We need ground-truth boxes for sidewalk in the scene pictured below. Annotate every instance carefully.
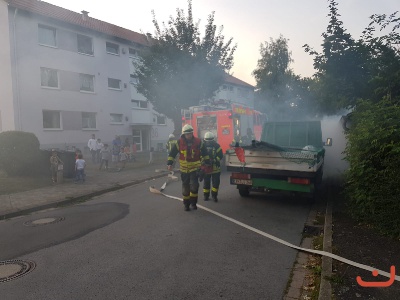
[0,161,170,220]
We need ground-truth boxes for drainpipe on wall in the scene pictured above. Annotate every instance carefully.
[13,7,22,130]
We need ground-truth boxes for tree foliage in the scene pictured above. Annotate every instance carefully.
[134,0,236,133]
[252,35,317,120]
[304,0,400,114]
[252,35,293,102]
[344,100,400,237]
[302,0,400,237]
[0,131,41,176]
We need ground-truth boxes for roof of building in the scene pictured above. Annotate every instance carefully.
[6,1,254,88]
[224,74,254,88]
[6,0,149,46]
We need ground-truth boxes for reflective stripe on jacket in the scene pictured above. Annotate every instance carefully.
[204,141,223,174]
[166,139,178,153]
[167,135,209,173]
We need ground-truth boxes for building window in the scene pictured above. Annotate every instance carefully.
[108,78,121,90]
[131,100,148,108]
[82,112,96,129]
[43,110,61,129]
[129,48,141,58]
[38,24,56,47]
[156,115,166,125]
[80,74,94,92]
[40,68,59,88]
[77,34,93,55]
[106,42,119,55]
[130,74,139,85]
[110,113,123,123]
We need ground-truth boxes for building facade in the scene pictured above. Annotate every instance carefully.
[211,74,255,109]
[0,0,254,152]
[0,0,173,151]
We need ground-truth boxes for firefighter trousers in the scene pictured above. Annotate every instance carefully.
[181,171,199,208]
[203,172,221,197]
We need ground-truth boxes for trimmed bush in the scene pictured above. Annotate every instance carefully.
[0,131,42,176]
[344,100,400,238]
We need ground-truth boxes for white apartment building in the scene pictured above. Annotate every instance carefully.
[212,74,255,108]
[0,0,174,152]
[0,0,254,152]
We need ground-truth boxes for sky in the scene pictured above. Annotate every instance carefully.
[44,0,398,86]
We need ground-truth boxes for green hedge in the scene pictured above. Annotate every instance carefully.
[344,100,400,238]
[0,131,42,176]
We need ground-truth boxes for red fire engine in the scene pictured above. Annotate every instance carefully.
[182,103,266,153]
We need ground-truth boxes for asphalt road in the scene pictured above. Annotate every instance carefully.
[0,172,312,300]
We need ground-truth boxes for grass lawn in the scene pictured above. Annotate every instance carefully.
[0,172,51,195]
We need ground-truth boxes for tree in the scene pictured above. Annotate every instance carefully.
[360,11,400,104]
[134,0,236,133]
[252,35,315,120]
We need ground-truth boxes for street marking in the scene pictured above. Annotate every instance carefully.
[149,186,400,282]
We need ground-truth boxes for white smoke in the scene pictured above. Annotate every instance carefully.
[321,115,349,179]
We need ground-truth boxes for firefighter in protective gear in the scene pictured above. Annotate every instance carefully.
[166,134,177,152]
[167,124,210,211]
[166,133,178,168]
[202,131,223,202]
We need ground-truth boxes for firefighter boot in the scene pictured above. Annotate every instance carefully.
[204,193,210,201]
[211,191,218,202]
[183,199,190,211]
[190,197,198,210]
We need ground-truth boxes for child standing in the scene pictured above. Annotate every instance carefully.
[50,150,63,183]
[99,144,111,170]
[75,153,86,183]
[118,147,128,171]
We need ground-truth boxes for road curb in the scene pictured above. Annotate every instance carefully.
[284,200,322,300]
[0,172,171,220]
[318,200,332,300]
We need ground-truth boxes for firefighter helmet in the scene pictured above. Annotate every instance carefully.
[204,131,215,141]
[168,134,175,139]
[182,124,194,134]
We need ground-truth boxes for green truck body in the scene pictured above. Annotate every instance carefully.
[226,121,328,198]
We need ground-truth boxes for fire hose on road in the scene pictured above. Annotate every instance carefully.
[149,185,399,283]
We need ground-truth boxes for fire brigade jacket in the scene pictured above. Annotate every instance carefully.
[167,135,209,173]
[204,141,223,174]
[166,139,178,152]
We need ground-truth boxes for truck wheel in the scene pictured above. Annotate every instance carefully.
[238,187,250,197]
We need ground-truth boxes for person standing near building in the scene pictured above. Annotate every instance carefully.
[202,132,223,202]
[75,153,86,183]
[99,143,110,170]
[167,124,209,211]
[112,135,121,168]
[49,150,63,183]
[118,147,128,171]
[96,138,104,163]
[87,134,97,164]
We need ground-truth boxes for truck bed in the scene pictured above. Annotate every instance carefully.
[226,149,323,173]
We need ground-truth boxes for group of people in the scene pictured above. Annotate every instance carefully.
[167,125,223,212]
[49,149,86,184]
[88,134,137,172]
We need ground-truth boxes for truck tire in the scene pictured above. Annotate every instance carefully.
[238,187,250,197]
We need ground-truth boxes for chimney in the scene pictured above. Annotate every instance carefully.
[81,10,89,21]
